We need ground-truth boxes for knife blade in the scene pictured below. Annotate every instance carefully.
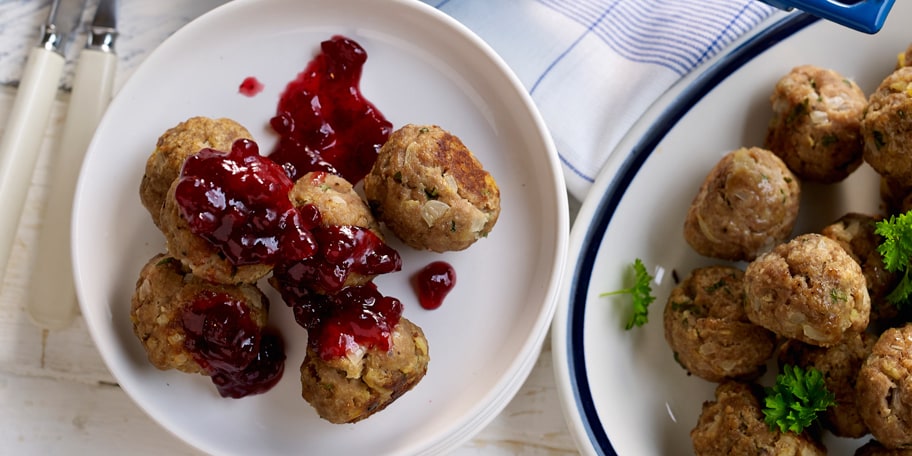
[0,0,87,282]
[27,0,118,330]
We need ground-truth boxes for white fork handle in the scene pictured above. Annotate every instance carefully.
[0,47,65,282]
[27,48,116,329]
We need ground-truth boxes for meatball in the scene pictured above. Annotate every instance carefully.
[764,65,867,183]
[855,439,912,455]
[300,317,429,424]
[691,381,825,455]
[130,253,269,374]
[663,266,775,382]
[290,171,381,233]
[683,147,800,262]
[857,324,912,449]
[160,179,273,284]
[862,66,912,184]
[363,124,500,252]
[777,331,877,438]
[744,233,870,347]
[140,117,252,227]
[821,213,903,330]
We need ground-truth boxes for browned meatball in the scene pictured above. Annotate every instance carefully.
[160,179,273,284]
[683,147,800,262]
[691,381,826,455]
[300,318,429,424]
[130,253,269,374]
[363,124,500,252]
[821,213,903,330]
[857,324,912,449]
[140,117,252,228]
[744,233,870,347]
[663,266,775,382]
[862,66,912,184]
[856,439,912,455]
[764,65,867,183]
[777,331,877,438]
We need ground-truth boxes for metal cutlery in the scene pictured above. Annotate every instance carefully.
[28,0,118,329]
[0,0,87,283]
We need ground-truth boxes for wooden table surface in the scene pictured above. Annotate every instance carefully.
[0,0,580,454]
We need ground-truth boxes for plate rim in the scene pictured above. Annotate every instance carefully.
[551,11,820,456]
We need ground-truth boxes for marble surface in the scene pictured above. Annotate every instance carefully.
[0,0,579,454]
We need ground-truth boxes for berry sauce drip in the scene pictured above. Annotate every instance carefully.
[175,138,319,266]
[238,76,264,97]
[414,261,456,310]
[290,284,403,360]
[273,226,402,295]
[181,291,285,398]
[268,35,392,183]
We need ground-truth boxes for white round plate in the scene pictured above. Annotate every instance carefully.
[552,3,912,455]
[71,0,568,454]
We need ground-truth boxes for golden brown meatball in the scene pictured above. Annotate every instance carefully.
[744,233,870,347]
[683,147,800,262]
[363,124,500,252]
[690,381,826,456]
[857,324,912,449]
[664,266,775,382]
[160,179,273,284]
[862,66,912,184]
[300,318,429,424]
[821,213,903,331]
[130,253,269,374]
[777,331,877,438]
[764,65,867,183]
[140,117,252,228]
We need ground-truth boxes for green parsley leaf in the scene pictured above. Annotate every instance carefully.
[875,211,912,306]
[763,364,835,434]
[599,258,655,330]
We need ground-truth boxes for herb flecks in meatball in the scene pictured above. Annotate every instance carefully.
[664,266,775,382]
[684,147,800,262]
[856,323,912,450]
[765,65,867,183]
[363,124,500,252]
[862,66,912,184]
[744,233,870,347]
[690,381,826,456]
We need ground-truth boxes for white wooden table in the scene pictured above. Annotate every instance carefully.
[0,0,580,454]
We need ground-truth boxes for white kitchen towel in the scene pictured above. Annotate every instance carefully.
[424,0,777,200]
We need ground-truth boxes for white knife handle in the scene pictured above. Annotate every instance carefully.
[0,47,65,282]
[27,48,116,329]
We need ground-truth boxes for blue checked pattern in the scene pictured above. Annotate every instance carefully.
[425,0,776,199]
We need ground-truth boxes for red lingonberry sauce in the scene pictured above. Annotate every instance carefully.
[269,35,392,183]
[238,76,264,97]
[175,138,319,265]
[292,285,402,360]
[273,223,402,295]
[181,291,285,398]
[211,330,286,398]
[414,261,456,310]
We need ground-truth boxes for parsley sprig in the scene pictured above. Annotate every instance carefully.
[600,258,655,330]
[875,210,912,306]
[763,364,835,434]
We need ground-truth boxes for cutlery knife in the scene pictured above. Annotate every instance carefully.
[0,0,87,282]
[28,0,118,329]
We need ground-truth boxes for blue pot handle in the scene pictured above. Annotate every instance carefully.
[760,0,895,33]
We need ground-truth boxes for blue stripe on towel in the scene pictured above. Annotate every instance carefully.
[537,0,774,76]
